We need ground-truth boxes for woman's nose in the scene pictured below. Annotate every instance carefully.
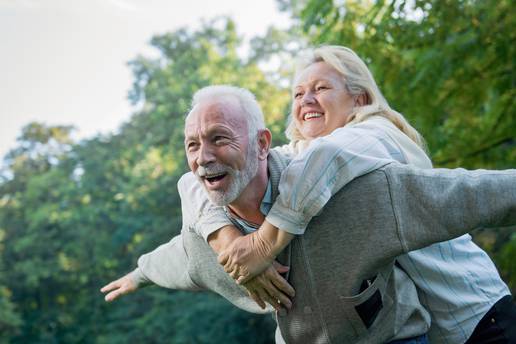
[301,91,316,106]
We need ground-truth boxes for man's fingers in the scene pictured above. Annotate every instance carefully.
[100,280,120,293]
[104,289,122,302]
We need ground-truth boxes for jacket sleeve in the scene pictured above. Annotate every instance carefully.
[385,164,516,253]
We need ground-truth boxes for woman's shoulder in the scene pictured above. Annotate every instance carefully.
[272,140,311,157]
[349,115,396,130]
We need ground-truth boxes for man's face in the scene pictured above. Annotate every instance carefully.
[184,99,259,205]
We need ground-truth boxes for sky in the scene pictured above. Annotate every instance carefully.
[0,0,291,161]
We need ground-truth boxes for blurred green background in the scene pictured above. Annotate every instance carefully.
[1,1,514,342]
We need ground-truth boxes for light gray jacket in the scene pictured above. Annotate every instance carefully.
[132,150,516,343]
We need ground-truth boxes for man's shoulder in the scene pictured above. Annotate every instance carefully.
[177,172,211,220]
[178,172,205,200]
[178,171,197,190]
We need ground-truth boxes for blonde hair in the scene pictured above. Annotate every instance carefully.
[286,45,426,150]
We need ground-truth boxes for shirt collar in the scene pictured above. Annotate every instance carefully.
[225,178,272,234]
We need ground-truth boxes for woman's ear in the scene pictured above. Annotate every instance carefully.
[257,129,272,160]
[355,92,369,107]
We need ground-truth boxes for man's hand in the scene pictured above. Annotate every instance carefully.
[100,273,137,302]
[218,229,274,284]
[243,262,294,312]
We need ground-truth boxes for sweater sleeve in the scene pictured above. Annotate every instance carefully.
[385,164,516,253]
[133,235,202,291]
[128,173,225,291]
[266,119,401,235]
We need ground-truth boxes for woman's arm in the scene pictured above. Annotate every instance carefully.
[221,118,416,283]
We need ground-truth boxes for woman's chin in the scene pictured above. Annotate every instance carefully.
[300,127,326,140]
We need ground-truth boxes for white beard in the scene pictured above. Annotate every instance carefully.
[195,141,259,206]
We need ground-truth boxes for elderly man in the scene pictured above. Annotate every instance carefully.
[102,86,516,343]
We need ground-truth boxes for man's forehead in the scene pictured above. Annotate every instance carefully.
[185,100,248,133]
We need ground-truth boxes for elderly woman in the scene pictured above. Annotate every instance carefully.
[204,46,513,343]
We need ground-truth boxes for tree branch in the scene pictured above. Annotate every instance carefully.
[435,137,515,165]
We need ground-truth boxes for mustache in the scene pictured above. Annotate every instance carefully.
[196,164,234,178]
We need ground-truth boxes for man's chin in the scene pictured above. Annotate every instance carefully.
[206,191,233,207]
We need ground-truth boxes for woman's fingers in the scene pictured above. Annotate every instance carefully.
[243,267,293,311]
[217,251,229,265]
[256,287,281,311]
[236,271,252,285]
[267,268,295,298]
[272,261,290,274]
[247,290,266,309]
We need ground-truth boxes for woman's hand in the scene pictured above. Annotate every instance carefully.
[218,229,274,283]
[243,261,294,312]
[218,220,295,284]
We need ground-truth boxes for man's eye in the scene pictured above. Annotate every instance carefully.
[294,92,303,99]
[316,85,328,91]
[214,136,228,144]
[186,142,198,151]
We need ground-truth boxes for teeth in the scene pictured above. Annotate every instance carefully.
[304,112,323,120]
[205,172,226,179]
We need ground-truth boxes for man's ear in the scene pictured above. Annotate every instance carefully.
[257,129,272,161]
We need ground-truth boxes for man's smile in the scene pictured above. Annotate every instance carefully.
[204,172,228,187]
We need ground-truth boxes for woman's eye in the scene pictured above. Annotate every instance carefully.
[294,91,303,98]
[316,85,328,91]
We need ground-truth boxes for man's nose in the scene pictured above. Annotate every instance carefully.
[197,144,216,166]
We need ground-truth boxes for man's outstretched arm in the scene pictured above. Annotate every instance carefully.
[100,234,200,302]
[386,164,516,253]
[100,271,139,302]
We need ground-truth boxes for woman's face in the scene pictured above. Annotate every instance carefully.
[292,62,356,140]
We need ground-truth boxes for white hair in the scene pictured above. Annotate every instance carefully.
[189,85,265,138]
[286,45,426,150]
